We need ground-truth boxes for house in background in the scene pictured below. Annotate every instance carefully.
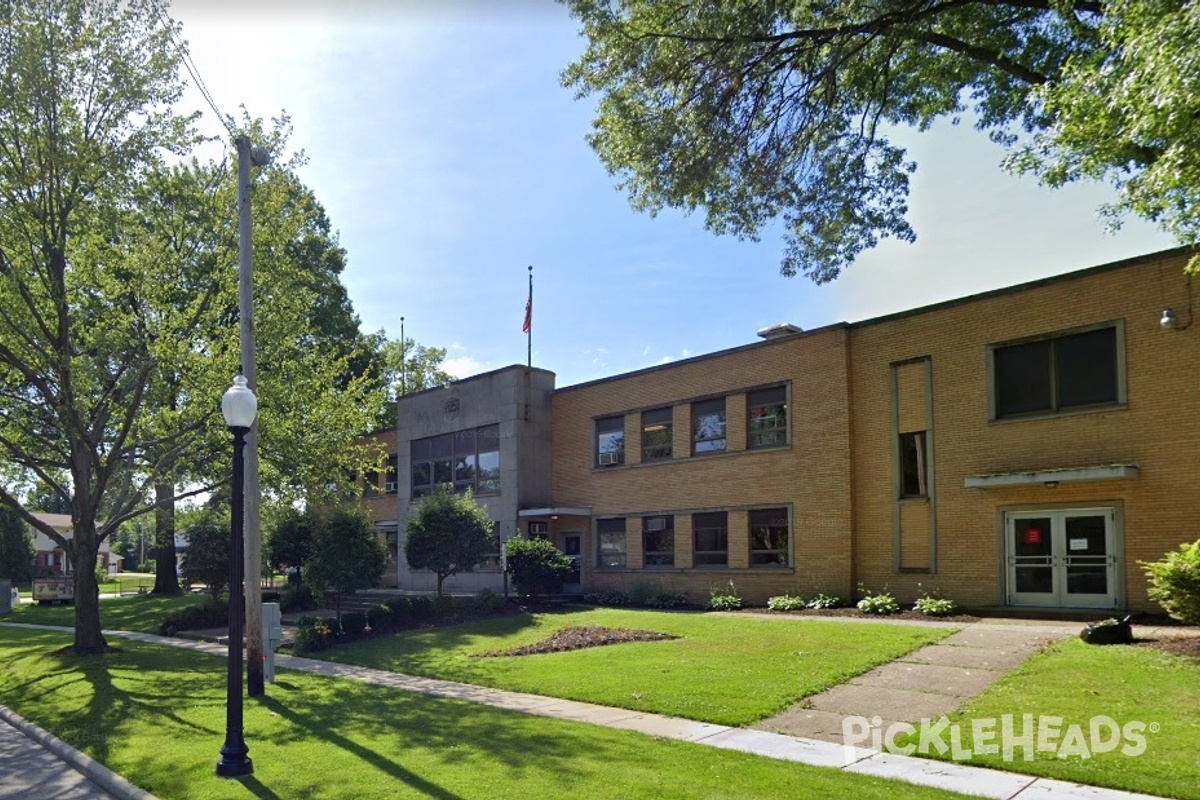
[30,512,122,576]
[365,247,1197,613]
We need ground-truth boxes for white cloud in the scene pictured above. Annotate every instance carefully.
[442,356,486,379]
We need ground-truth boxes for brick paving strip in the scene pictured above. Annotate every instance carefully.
[0,620,1183,800]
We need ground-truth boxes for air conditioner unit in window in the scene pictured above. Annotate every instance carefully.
[598,452,621,466]
[645,517,666,531]
[385,481,397,493]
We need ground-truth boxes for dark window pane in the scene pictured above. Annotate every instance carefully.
[693,511,728,566]
[749,508,789,567]
[411,462,431,489]
[433,459,453,484]
[1055,328,1117,409]
[477,424,500,452]
[411,438,431,461]
[748,386,788,449]
[454,429,476,458]
[643,407,672,425]
[596,416,625,465]
[431,434,453,459]
[642,407,673,461]
[596,518,626,568]
[693,398,726,453]
[899,431,927,498]
[994,340,1052,417]
[643,516,674,566]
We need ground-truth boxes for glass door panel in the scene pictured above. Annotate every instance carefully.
[1063,514,1110,604]
[1011,516,1055,598]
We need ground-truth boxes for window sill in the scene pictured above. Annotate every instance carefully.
[989,402,1126,425]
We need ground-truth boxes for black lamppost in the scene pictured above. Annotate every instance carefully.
[217,371,256,778]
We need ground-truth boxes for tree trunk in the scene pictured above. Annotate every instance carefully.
[72,543,107,653]
[153,482,180,594]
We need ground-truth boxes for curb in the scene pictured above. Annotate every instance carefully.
[0,704,159,800]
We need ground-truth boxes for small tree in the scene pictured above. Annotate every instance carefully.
[266,507,319,581]
[303,507,386,621]
[404,487,495,596]
[505,537,573,601]
[0,507,34,583]
[180,512,231,601]
[1142,540,1200,625]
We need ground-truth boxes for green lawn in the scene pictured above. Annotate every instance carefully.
[916,638,1200,799]
[0,627,975,800]
[8,592,208,633]
[312,608,954,726]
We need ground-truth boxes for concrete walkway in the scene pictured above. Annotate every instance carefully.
[0,619,1185,800]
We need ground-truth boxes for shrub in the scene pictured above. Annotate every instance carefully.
[293,619,334,654]
[706,581,742,611]
[857,589,899,615]
[366,603,393,632]
[627,579,669,606]
[384,595,413,624]
[806,593,844,609]
[408,594,434,620]
[913,587,958,617]
[280,584,317,613]
[505,537,573,599]
[319,616,342,636]
[471,589,506,614]
[643,591,687,609]
[341,611,368,636]
[405,487,496,595]
[1142,540,1200,624]
[583,591,631,607]
[431,593,455,617]
[767,594,806,611]
[158,597,228,636]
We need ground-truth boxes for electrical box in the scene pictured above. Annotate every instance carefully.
[262,602,282,682]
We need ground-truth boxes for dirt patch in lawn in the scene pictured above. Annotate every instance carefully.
[476,625,679,657]
[1135,635,1200,662]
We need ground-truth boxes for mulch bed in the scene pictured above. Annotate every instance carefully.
[748,607,982,623]
[1133,636,1200,661]
[475,625,679,658]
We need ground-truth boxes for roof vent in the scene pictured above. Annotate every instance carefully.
[756,323,804,340]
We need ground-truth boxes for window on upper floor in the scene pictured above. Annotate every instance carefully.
[596,415,625,467]
[641,407,673,462]
[899,431,928,498]
[596,517,626,568]
[385,455,398,495]
[990,324,1122,420]
[693,511,728,566]
[747,386,788,449]
[411,424,500,499]
[692,398,726,454]
[749,508,789,567]
[642,515,674,567]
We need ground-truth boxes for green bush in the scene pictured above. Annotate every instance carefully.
[384,595,412,624]
[1142,540,1200,624]
[341,611,368,636]
[158,597,228,636]
[431,593,455,617]
[280,584,316,613]
[767,594,806,611]
[806,593,844,609]
[293,619,334,655]
[408,594,434,620]
[857,589,899,615]
[706,581,742,611]
[583,591,631,607]
[912,588,958,617]
[366,603,393,632]
[643,591,687,609]
[319,616,342,636]
[471,589,506,614]
[504,537,573,598]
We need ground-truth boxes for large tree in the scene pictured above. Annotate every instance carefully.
[404,487,495,596]
[562,1,1199,282]
[372,336,453,428]
[302,507,386,621]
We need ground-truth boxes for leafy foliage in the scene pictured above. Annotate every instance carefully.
[706,581,742,611]
[0,507,33,583]
[179,511,230,601]
[563,1,1200,280]
[856,588,900,615]
[807,593,846,609]
[158,597,228,636]
[503,536,573,599]
[404,487,495,595]
[302,508,387,620]
[266,508,319,573]
[766,594,806,612]
[1142,540,1200,624]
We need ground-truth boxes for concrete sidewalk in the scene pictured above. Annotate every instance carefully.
[0,618,1184,800]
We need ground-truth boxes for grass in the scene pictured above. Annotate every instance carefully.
[913,638,1200,799]
[0,627,976,800]
[8,592,209,633]
[312,608,954,726]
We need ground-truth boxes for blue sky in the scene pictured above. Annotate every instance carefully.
[174,1,1174,389]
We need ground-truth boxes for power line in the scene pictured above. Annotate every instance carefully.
[150,0,234,139]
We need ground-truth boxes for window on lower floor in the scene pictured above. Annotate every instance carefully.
[693,511,728,566]
[899,431,928,498]
[747,386,788,449]
[641,407,673,461]
[596,517,626,568]
[991,324,1121,420]
[527,521,549,540]
[693,397,726,454]
[385,454,398,495]
[363,469,381,497]
[596,415,625,467]
[642,515,674,567]
[749,508,789,566]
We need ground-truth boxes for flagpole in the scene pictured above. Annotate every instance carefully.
[526,265,533,369]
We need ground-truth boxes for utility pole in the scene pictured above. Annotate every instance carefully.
[237,135,270,697]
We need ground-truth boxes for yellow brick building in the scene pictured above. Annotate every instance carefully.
[387,247,1197,612]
